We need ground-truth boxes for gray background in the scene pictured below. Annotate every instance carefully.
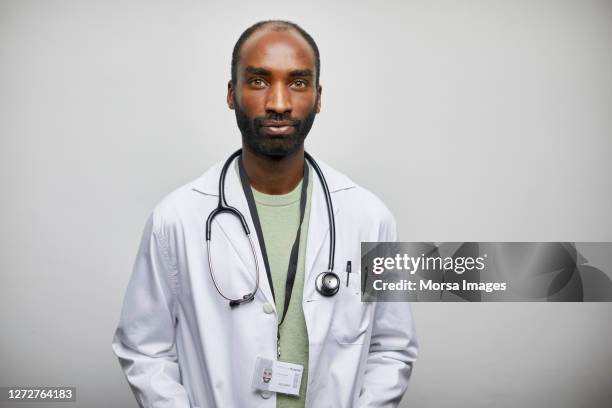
[1,0,611,407]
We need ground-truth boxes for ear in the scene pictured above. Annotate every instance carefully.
[315,84,322,113]
[227,81,235,110]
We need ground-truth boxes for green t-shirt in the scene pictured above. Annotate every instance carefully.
[248,164,313,408]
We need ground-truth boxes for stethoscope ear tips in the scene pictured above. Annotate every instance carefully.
[315,271,340,297]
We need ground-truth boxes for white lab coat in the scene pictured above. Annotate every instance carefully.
[112,155,418,408]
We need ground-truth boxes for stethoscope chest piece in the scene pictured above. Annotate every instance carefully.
[315,271,340,296]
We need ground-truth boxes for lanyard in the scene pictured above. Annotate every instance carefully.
[237,156,309,358]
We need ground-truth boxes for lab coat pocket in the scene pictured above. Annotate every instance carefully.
[330,280,372,345]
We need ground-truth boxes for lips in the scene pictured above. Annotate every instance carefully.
[260,121,297,135]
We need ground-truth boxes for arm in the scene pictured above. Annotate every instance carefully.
[357,214,419,407]
[111,214,190,408]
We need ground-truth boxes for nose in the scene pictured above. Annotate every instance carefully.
[265,81,292,114]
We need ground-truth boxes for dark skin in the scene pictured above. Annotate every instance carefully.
[227,26,322,194]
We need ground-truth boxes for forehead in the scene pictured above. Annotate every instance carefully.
[239,27,316,74]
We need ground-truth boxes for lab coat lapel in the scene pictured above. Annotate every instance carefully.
[213,157,276,308]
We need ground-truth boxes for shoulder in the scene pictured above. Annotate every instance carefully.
[350,185,396,224]
[149,161,223,235]
[314,157,396,229]
[340,185,397,238]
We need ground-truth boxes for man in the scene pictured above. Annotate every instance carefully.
[112,20,418,408]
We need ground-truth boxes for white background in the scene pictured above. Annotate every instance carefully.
[1,0,611,407]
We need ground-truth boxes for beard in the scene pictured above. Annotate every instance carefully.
[233,97,317,158]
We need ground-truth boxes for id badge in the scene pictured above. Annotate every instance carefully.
[251,356,304,396]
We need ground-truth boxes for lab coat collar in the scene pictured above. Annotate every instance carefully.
[191,152,356,309]
[190,153,356,197]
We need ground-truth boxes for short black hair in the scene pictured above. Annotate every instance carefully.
[231,20,320,86]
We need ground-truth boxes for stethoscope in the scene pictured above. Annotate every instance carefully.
[206,149,340,308]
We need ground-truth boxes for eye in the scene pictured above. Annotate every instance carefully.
[249,78,267,88]
[291,79,308,89]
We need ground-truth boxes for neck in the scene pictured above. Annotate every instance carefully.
[241,146,305,194]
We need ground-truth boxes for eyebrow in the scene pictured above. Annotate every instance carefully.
[244,66,313,78]
[245,66,271,76]
[288,69,313,78]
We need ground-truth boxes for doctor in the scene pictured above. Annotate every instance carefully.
[112,20,418,408]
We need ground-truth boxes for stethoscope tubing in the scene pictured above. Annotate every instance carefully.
[304,151,335,272]
[206,235,261,304]
[205,148,337,306]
